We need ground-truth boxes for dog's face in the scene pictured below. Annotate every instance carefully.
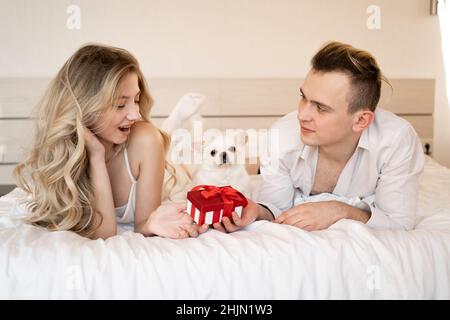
[201,131,247,169]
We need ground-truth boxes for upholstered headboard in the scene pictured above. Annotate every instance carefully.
[0,78,435,195]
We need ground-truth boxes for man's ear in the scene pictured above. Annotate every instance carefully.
[352,109,375,132]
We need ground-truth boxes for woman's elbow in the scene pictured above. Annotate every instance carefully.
[91,226,117,240]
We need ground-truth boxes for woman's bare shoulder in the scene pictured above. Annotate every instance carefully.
[126,121,165,172]
[128,121,164,149]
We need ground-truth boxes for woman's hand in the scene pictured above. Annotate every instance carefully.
[145,203,209,239]
[84,126,105,160]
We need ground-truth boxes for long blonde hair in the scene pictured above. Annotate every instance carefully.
[13,44,174,238]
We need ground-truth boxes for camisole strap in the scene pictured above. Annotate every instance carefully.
[123,148,137,183]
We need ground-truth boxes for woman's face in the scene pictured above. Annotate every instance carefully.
[93,72,141,146]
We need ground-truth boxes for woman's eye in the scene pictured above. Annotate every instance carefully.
[134,100,140,104]
[117,105,126,109]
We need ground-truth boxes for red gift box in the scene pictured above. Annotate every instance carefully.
[186,185,248,225]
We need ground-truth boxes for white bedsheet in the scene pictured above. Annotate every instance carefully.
[1,156,449,299]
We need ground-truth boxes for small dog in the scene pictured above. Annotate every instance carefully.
[192,130,252,199]
[162,94,253,199]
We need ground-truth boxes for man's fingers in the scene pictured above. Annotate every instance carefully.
[275,207,301,223]
[231,212,245,227]
[234,211,254,227]
[281,214,304,226]
[302,225,315,232]
[212,213,249,233]
[222,216,240,233]
[212,222,227,233]
[275,211,289,224]
[294,220,312,231]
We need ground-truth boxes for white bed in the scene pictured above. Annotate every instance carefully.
[0,156,449,299]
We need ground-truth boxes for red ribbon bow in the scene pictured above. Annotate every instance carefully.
[191,185,247,218]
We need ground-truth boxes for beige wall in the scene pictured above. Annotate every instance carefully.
[1,0,449,167]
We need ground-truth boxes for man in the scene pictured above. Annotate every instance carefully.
[213,41,425,233]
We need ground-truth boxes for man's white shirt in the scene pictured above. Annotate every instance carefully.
[257,108,425,230]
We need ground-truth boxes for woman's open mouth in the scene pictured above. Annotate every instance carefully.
[118,125,132,133]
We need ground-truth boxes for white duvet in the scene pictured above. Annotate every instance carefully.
[1,157,450,299]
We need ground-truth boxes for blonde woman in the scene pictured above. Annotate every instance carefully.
[14,44,208,240]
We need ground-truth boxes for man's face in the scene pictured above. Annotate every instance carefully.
[297,69,355,147]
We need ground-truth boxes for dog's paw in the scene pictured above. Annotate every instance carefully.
[175,93,206,120]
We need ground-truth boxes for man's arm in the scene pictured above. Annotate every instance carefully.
[341,202,371,223]
[363,126,425,230]
[274,200,370,231]
[256,203,276,221]
[276,125,424,231]
[255,156,297,217]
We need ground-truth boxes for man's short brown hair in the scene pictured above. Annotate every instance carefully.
[311,41,387,113]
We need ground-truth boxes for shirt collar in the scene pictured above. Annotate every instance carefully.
[296,124,370,162]
[357,127,370,150]
[299,144,314,161]
[297,129,369,164]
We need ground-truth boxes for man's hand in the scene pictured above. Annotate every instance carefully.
[212,199,263,233]
[274,200,347,231]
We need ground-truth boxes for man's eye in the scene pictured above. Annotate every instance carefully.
[134,100,140,104]
[316,104,325,112]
